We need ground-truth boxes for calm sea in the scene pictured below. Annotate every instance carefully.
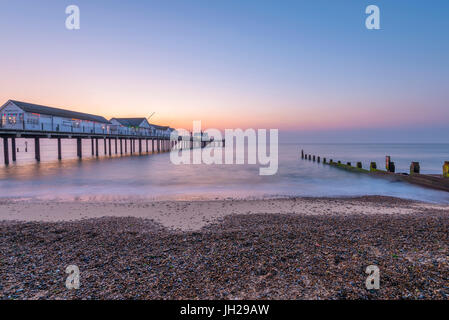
[1,139,449,203]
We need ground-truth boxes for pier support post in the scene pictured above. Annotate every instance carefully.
[130,139,133,155]
[308,155,311,161]
[77,138,82,159]
[91,138,94,156]
[139,139,142,154]
[58,138,62,160]
[34,138,40,162]
[323,158,327,164]
[3,137,9,165]
[317,156,320,163]
[11,137,16,162]
[120,138,123,155]
[301,150,304,159]
[157,139,160,153]
[115,138,118,154]
[125,139,127,154]
[410,162,420,175]
[146,139,148,153]
[313,155,316,162]
[108,138,112,156]
[104,138,107,155]
[443,162,449,178]
[95,138,99,157]
[152,139,155,153]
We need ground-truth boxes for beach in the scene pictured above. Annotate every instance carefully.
[1,196,448,299]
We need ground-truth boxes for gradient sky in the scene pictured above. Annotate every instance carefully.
[0,0,448,141]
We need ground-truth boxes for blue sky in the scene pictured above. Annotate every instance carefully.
[0,0,448,142]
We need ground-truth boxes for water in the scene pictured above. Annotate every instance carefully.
[1,140,449,203]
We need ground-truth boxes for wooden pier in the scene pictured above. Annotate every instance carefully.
[300,149,449,193]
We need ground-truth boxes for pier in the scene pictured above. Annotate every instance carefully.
[0,100,224,165]
[301,149,449,193]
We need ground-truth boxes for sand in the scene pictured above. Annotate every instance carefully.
[1,196,448,231]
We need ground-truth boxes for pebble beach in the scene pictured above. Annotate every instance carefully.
[0,196,448,300]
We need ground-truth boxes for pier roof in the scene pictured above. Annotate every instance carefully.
[8,100,110,124]
[111,118,147,127]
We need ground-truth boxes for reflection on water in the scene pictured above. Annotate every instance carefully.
[1,143,449,203]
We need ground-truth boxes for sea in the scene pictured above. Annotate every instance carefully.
[1,139,449,203]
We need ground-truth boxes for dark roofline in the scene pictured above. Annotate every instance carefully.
[8,100,110,124]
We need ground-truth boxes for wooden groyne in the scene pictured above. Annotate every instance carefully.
[300,149,449,193]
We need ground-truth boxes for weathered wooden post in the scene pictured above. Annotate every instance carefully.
[3,137,9,165]
[370,162,377,171]
[95,138,99,157]
[356,162,362,169]
[91,138,94,156]
[389,162,395,173]
[34,137,40,162]
[317,156,321,163]
[410,162,420,175]
[313,155,316,162]
[308,155,311,160]
[58,138,63,160]
[108,138,112,156]
[443,161,449,178]
[11,137,16,162]
[115,138,118,154]
[347,162,351,166]
[120,138,123,155]
[323,157,327,164]
[301,150,304,159]
[138,139,142,154]
[104,138,107,155]
[146,139,148,153]
[152,139,155,153]
[77,138,82,159]
[124,139,128,154]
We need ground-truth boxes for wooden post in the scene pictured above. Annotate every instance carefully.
[323,158,327,164]
[130,139,133,155]
[139,139,142,154]
[146,139,148,153]
[443,161,449,178]
[91,138,94,156]
[108,138,112,156]
[3,137,9,165]
[347,162,351,166]
[370,162,377,171]
[301,150,304,159]
[95,138,99,157]
[11,137,16,162]
[34,137,40,162]
[115,138,118,154]
[410,162,420,175]
[152,139,155,153]
[308,155,311,160]
[386,156,391,171]
[104,138,107,155]
[312,155,316,162]
[356,162,362,169]
[157,139,160,153]
[317,156,320,163]
[120,138,123,155]
[77,138,82,159]
[58,138,62,160]
[125,139,128,154]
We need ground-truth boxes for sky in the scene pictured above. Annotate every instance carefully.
[0,0,448,142]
